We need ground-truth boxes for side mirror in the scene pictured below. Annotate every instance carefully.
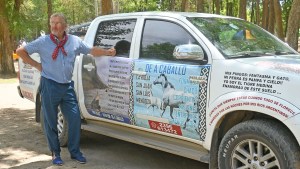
[173,44,204,60]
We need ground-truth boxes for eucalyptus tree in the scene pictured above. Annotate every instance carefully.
[0,0,22,75]
[286,0,300,50]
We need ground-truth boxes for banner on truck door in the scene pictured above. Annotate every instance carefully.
[82,56,132,124]
[132,60,210,140]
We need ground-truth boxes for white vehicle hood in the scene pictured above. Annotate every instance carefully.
[236,55,300,76]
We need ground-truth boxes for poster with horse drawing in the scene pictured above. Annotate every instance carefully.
[132,60,209,140]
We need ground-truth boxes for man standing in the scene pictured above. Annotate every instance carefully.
[16,13,115,166]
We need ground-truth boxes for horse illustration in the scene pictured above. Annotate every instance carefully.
[147,91,162,112]
[153,74,190,119]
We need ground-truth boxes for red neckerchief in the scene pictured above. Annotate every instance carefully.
[50,32,68,60]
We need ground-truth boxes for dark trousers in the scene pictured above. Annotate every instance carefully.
[40,77,82,158]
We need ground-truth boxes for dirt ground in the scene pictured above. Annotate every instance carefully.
[0,100,117,169]
[0,81,74,169]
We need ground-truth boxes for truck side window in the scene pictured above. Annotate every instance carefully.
[140,20,200,61]
[68,22,90,39]
[94,19,136,57]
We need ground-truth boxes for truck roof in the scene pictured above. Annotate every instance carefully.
[93,11,239,20]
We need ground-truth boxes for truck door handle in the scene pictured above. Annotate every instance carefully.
[132,71,147,76]
[83,63,95,71]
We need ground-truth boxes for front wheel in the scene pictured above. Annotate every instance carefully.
[218,119,300,169]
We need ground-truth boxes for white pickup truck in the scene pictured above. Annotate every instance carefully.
[18,12,300,169]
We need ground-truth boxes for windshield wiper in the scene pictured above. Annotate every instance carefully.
[228,51,272,58]
[274,51,296,55]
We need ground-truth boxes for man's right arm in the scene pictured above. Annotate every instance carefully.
[16,46,42,72]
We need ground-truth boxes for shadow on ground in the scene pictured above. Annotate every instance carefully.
[0,107,208,169]
[0,108,52,169]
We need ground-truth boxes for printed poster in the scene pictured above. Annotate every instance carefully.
[132,60,209,140]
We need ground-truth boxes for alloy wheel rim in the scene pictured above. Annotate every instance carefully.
[57,111,64,137]
[231,139,280,169]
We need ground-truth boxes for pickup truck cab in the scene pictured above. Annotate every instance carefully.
[18,12,300,168]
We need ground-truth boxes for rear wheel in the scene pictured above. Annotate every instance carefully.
[218,119,300,169]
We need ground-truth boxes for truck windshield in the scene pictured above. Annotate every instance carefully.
[188,17,297,59]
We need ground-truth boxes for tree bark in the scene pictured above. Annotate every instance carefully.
[226,0,234,16]
[197,0,205,13]
[0,0,15,75]
[207,0,213,13]
[250,0,255,22]
[255,0,260,25]
[181,0,189,12]
[47,0,52,33]
[262,0,269,29]
[286,0,300,50]
[268,0,275,34]
[102,0,113,15]
[14,0,22,11]
[169,0,176,11]
[239,0,247,20]
[215,0,220,14]
[274,0,284,40]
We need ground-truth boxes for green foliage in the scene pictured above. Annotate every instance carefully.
[7,0,48,42]
[5,0,297,45]
[116,0,159,12]
[53,0,95,25]
[142,42,175,60]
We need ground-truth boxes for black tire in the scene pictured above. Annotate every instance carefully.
[218,119,300,169]
[39,102,68,147]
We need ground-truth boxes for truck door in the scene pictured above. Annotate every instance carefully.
[132,19,210,141]
[81,18,137,124]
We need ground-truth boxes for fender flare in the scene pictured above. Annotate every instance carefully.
[204,91,299,150]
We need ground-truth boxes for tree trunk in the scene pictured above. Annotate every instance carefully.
[268,0,275,34]
[207,0,213,13]
[102,0,113,15]
[197,0,205,13]
[14,0,22,11]
[169,0,176,11]
[250,0,255,22]
[226,1,234,16]
[212,0,215,13]
[0,0,15,75]
[274,0,284,40]
[215,0,220,14]
[181,0,189,12]
[286,0,300,50]
[47,0,52,33]
[262,0,269,29]
[255,0,260,25]
[228,2,234,16]
[239,0,247,20]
